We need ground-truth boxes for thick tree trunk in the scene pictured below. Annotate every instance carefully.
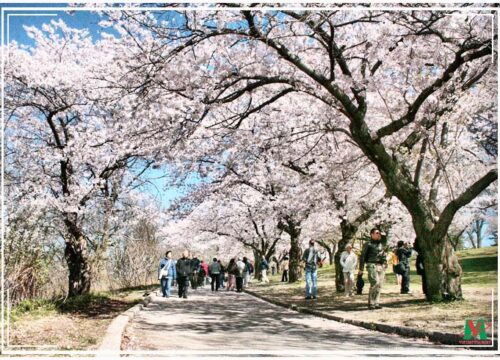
[334,242,346,293]
[419,230,463,301]
[252,249,263,281]
[288,234,302,283]
[64,216,92,297]
[65,238,92,297]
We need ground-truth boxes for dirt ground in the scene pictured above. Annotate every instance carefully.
[8,290,148,350]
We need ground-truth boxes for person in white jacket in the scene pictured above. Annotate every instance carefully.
[340,244,358,297]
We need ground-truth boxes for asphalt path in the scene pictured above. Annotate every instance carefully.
[122,285,441,354]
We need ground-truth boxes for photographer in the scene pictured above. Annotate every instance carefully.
[358,228,387,310]
[396,240,413,294]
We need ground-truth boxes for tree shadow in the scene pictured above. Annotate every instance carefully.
[128,289,438,351]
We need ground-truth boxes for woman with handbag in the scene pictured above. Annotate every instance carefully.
[158,251,176,298]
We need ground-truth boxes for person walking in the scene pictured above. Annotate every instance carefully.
[358,228,387,310]
[226,258,237,291]
[396,241,413,294]
[260,256,270,284]
[200,260,209,287]
[175,250,192,299]
[218,260,226,289]
[190,255,201,290]
[158,250,176,298]
[281,256,289,282]
[302,239,322,300]
[340,244,357,297]
[209,257,221,291]
[236,257,246,292]
[242,257,250,288]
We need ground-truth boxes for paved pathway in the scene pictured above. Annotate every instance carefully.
[122,286,440,352]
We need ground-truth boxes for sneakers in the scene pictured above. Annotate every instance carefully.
[305,296,312,300]
[369,305,383,310]
[313,296,317,300]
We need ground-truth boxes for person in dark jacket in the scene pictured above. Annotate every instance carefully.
[414,239,427,297]
[190,255,201,290]
[396,240,413,294]
[358,228,387,310]
[158,250,176,298]
[176,250,192,299]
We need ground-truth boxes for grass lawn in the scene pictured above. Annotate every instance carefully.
[250,246,498,337]
[8,284,157,350]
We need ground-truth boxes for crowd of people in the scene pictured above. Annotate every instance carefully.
[158,228,417,310]
[157,251,255,299]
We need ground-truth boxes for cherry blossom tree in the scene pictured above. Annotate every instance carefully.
[113,8,496,300]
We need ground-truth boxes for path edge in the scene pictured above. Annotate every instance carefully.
[96,290,156,356]
[244,288,468,346]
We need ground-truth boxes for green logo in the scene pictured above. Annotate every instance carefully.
[463,318,491,340]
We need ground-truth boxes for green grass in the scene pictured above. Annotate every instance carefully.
[10,284,158,322]
[10,299,57,322]
[457,246,497,259]
[268,245,498,287]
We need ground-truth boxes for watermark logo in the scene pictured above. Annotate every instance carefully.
[459,318,493,345]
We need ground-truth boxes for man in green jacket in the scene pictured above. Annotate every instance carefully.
[358,228,387,310]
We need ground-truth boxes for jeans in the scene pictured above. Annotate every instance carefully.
[177,276,189,298]
[211,274,220,291]
[261,270,269,283]
[219,273,225,288]
[281,270,288,282]
[160,276,173,297]
[401,266,410,293]
[242,272,249,287]
[305,268,318,298]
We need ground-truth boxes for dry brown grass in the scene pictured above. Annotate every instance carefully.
[8,287,154,350]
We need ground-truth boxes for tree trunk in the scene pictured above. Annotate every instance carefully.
[419,231,463,301]
[253,249,263,281]
[327,247,333,265]
[288,234,302,283]
[65,238,92,297]
[64,216,92,297]
[334,242,346,293]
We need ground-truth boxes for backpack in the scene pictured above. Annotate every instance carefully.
[394,262,405,275]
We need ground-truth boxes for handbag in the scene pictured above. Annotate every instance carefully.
[159,260,171,278]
